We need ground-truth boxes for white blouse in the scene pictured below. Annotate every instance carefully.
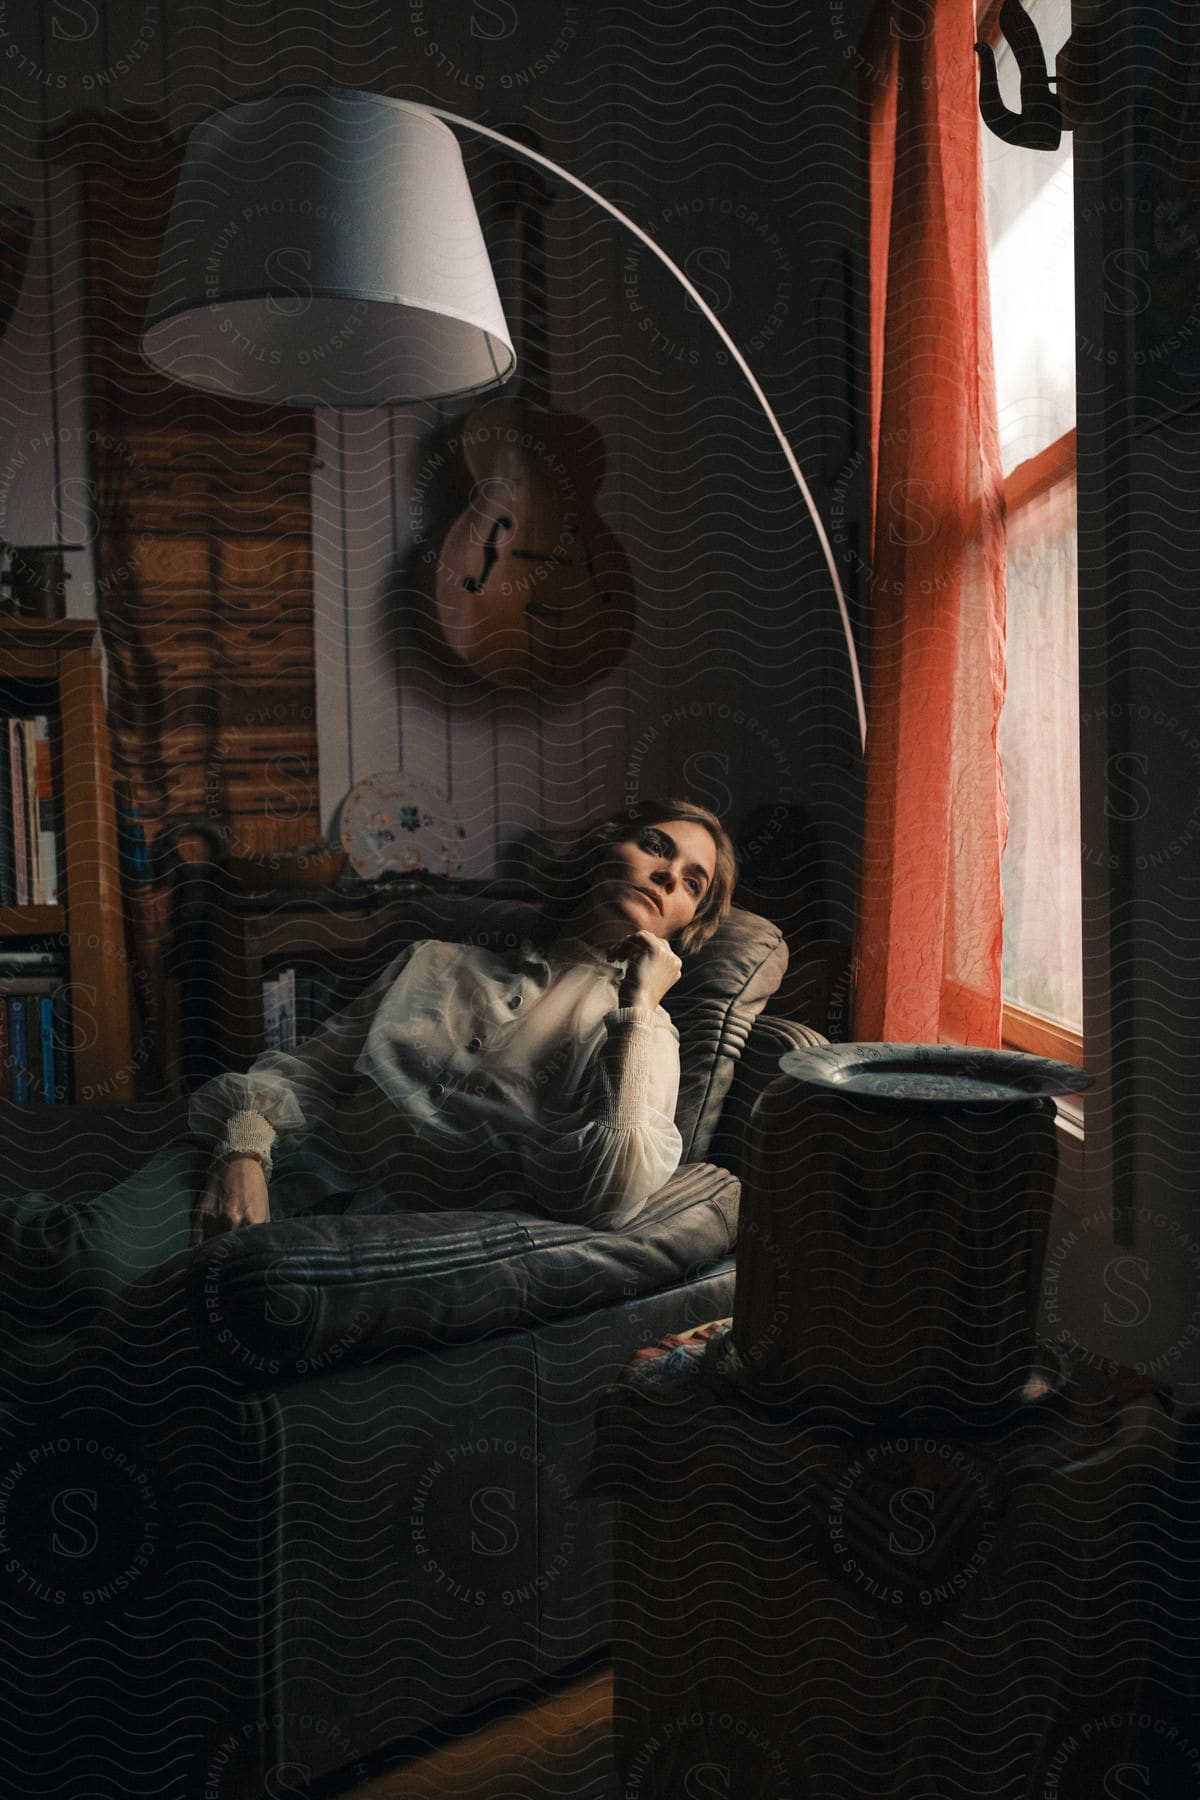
[187,937,684,1229]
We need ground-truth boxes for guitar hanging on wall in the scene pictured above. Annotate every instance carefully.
[430,137,635,690]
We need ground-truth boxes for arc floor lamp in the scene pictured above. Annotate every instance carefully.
[140,87,866,748]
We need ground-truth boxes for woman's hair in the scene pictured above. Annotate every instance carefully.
[540,796,738,956]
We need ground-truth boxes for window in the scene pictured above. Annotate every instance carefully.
[981,0,1082,1065]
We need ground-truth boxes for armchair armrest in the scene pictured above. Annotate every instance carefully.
[708,1013,829,1180]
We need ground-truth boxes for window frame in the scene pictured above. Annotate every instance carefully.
[979,0,1083,1067]
[997,429,1082,1069]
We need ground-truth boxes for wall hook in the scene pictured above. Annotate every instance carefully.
[975,0,1064,150]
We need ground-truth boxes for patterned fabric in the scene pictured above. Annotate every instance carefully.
[620,1318,732,1392]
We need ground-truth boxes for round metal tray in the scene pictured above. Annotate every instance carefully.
[777,1041,1091,1107]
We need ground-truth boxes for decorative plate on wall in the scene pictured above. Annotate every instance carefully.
[339,772,467,880]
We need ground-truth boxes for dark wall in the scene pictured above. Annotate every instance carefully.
[1069,0,1200,1401]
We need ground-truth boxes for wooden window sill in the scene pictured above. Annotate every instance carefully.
[1001,1000,1082,1064]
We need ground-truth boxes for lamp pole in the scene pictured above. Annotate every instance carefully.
[426,104,868,752]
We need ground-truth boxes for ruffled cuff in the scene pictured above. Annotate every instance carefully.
[188,1067,309,1142]
[215,1110,278,1173]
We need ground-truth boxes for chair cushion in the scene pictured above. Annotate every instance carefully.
[184,1160,739,1382]
[665,907,787,1160]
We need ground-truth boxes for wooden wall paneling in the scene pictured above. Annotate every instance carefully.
[416,398,506,880]
[130,531,210,594]
[442,688,498,880]
[337,408,404,793]
[379,405,448,792]
[540,695,593,838]
[130,461,312,536]
[387,401,502,874]
[381,402,422,786]
[491,688,545,867]
[572,668,635,824]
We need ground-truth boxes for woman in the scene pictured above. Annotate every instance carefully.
[191,797,736,1239]
[0,799,736,1369]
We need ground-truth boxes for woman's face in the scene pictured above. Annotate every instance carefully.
[582,817,719,946]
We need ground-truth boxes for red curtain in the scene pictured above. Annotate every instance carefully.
[853,0,1008,1046]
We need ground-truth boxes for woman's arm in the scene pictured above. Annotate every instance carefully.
[188,944,421,1172]
[518,1002,683,1230]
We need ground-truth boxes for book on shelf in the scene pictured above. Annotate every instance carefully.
[0,724,11,906]
[262,972,282,1051]
[38,993,58,1102]
[260,967,337,1053]
[294,974,336,1041]
[21,719,40,905]
[8,995,30,1102]
[0,937,71,1104]
[0,705,60,907]
[0,996,71,1103]
[33,715,58,904]
[278,965,296,1053]
[7,717,28,906]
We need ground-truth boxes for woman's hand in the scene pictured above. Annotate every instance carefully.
[191,1154,271,1246]
[612,930,683,1011]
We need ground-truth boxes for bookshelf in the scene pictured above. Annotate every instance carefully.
[0,618,135,1104]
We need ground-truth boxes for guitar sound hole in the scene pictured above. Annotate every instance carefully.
[464,516,514,594]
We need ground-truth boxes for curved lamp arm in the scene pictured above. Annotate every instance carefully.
[427,104,868,752]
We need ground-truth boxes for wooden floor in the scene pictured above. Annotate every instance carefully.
[338,1670,615,1800]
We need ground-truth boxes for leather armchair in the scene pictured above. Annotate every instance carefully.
[26,897,826,1799]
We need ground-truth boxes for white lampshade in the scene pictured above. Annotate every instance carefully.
[141,88,516,408]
